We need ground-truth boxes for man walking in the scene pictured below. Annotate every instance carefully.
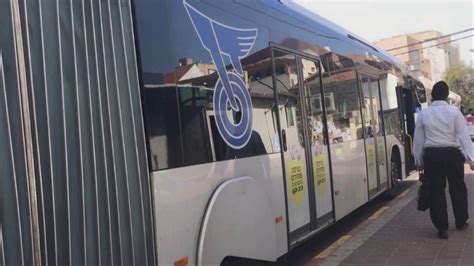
[413,81,474,239]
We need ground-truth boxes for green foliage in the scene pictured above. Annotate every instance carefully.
[443,63,474,109]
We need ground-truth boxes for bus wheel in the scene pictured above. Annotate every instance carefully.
[385,150,401,199]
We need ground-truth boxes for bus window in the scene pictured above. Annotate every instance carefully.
[320,58,370,219]
[136,0,278,171]
[177,48,277,162]
[322,71,364,142]
[379,74,402,141]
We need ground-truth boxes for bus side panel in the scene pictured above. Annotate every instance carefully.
[331,140,369,221]
[151,154,288,265]
[197,176,278,265]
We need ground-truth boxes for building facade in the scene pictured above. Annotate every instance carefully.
[374,30,461,82]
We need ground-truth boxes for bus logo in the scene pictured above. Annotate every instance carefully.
[184,1,258,149]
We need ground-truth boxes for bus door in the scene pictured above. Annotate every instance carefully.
[360,76,387,198]
[373,79,388,189]
[300,58,334,229]
[272,48,334,244]
[401,85,421,172]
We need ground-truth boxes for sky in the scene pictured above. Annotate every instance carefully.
[292,0,474,66]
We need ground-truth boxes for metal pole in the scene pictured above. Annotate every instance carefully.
[10,0,41,264]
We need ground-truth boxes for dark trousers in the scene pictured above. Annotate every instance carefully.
[424,147,469,231]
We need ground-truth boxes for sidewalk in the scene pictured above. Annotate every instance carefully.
[316,165,473,266]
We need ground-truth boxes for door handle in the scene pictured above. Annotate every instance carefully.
[282,129,287,152]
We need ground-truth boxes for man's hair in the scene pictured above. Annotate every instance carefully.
[431,81,449,101]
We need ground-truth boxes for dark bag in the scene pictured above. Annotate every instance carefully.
[417,170,430,211]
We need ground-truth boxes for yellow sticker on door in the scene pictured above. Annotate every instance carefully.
[367,144,376,172]
[288,160,305,206]
[378,142,385,165]
[313,155,328,194]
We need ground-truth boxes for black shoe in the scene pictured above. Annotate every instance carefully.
[456,219,470,230]
[437,231,448,239]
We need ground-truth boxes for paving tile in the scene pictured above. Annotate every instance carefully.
[386,263,413,266]
[320,172,474,266]
[459,258,474,264]
[434,259,460,265]
[410,260,435,266]
[415,254,438,260]
[386,259,415,265]
[339,263,359,266]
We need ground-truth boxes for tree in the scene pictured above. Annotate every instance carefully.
[443,63,474,109]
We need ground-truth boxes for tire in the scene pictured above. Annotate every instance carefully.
[385,150,401,199]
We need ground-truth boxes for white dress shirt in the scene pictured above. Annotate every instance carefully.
[413,100,474,165]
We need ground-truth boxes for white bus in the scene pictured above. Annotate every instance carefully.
[1,0,425,265]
